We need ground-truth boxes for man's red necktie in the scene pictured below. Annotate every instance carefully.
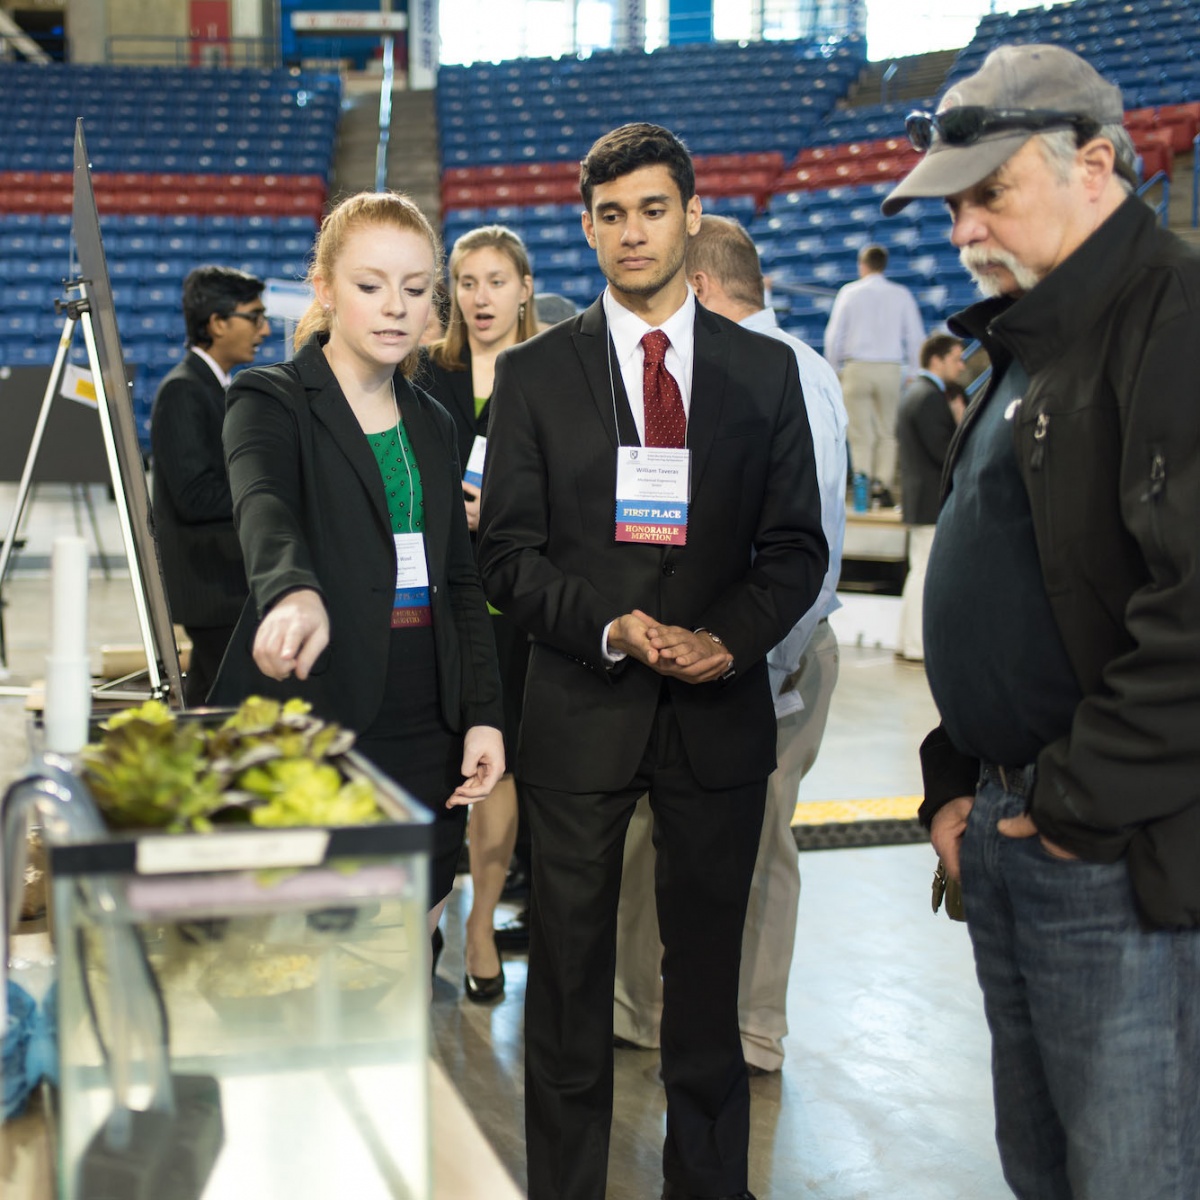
[641,329,687,449]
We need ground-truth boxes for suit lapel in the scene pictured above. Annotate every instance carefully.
[687,306,729,498]
[298,341,391,538]
[185,350,226,418]
[572,298,639,449]
[449,346,478,432]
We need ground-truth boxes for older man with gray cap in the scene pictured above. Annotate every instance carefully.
[888,43,1200,1200]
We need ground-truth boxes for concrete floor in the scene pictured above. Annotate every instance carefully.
[0,484,1011,1199]
[428,652,1010,1200]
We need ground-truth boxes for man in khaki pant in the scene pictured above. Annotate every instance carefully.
[613,216,846,1072]
[823,244,925,498]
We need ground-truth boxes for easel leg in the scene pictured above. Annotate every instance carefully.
[0,319,77,592]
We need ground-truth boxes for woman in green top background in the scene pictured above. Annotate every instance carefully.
[423,226,535,1003]
[214,192,505,929]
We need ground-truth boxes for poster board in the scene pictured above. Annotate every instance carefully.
[0,366,109,484]
[72,120,184,702]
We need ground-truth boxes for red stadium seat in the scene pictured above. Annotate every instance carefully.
[1153,113,1198,154]
[783,163,844,191]
[1123,108,1158,136]
[441,182,488,208]
[1134,132,1174,180]
[93,191,147,215]
[1157,101,1200,133]
[153,174,195,193]
[106,172,158,193]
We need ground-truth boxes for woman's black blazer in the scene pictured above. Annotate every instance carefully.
[211,337,503,737]
[418,346,485,469]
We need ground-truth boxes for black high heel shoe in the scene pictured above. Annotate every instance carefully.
[463,937,504,1004]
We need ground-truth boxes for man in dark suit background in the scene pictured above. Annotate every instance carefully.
[477,123,827,1200]
[149,266,267,704]
[895,332,966,663]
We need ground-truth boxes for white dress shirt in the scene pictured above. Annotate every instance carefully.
[603,286,696,445]
[741,307,848,718]
[822,271,925,375]
[189,345,233,389]
[601,286,697,661]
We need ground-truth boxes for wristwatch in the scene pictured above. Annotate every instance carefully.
[696,628,737,681]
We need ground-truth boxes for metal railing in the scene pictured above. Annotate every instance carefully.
[1137,168,1170,228]
[0,27,56,63]
[880,61,899,105]
[105,35,280,69]
[1193,133,1200,227]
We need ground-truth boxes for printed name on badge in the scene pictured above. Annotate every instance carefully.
[614,446,689,546]
[392,532,432,627]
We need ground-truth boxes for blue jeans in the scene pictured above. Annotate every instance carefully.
[961,780,1200,1200]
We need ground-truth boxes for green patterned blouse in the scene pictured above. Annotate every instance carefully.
[367,421,425,534]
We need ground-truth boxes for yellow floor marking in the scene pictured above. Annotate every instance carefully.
[792,796,921,825]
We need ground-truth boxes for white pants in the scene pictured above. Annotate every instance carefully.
[841,360,903,492]
[613,621,840,1069]
[899,524,936,661]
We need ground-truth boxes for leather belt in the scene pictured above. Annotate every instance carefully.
[979,761,1035,799]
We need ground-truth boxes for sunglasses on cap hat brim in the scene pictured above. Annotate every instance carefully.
[905,107,1100,153]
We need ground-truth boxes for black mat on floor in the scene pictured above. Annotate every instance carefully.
[793,819,927,851]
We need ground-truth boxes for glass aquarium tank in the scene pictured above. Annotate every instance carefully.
[25,703,433,1200]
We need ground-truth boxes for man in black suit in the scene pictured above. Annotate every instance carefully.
[477,124,827,1200]
[150,266,267,704]
[895,332,966,663]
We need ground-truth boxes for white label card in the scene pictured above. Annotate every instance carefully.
[394,532,430,591]
[463,435,487,488]
[615,446,690,503]
[136,830,331,875]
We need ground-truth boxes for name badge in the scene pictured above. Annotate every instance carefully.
[614,446,689,546]
[463,435,487,488]
[392,532,432,627]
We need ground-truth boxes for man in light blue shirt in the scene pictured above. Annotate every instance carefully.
[824,244,925,499]
[613,214,847,1072]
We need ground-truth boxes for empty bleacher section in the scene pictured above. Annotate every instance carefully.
[438,39,871,328]
[946,0,1200,180]
[435,37,956,346]
[949,0,1200,106]
[0,62,339,443]
[750,186,964,350]
[437,40,864,167]
[437,1,1200,353]
[6,0,1200,450]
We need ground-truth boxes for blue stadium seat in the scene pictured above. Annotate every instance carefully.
[131,284,176,312]
[129,313,175,339]
[269,258,307,280]
[1,314,39,336]
[197,234,237,256]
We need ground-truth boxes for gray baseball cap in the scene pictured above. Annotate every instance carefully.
[882,44,1126,216]
[534,292,578,326]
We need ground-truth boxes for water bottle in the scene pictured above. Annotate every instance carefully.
[852,471,869,513]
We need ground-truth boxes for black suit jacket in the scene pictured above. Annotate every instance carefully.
[211,338,504,737]
[149,350,248,628]
[896,374,956,526]
[477,297,827,792]
[419,347,485,469]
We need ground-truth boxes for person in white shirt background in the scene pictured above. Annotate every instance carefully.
[824,243,925,503]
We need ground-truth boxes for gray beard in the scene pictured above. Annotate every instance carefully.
[960,246,1041,297]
